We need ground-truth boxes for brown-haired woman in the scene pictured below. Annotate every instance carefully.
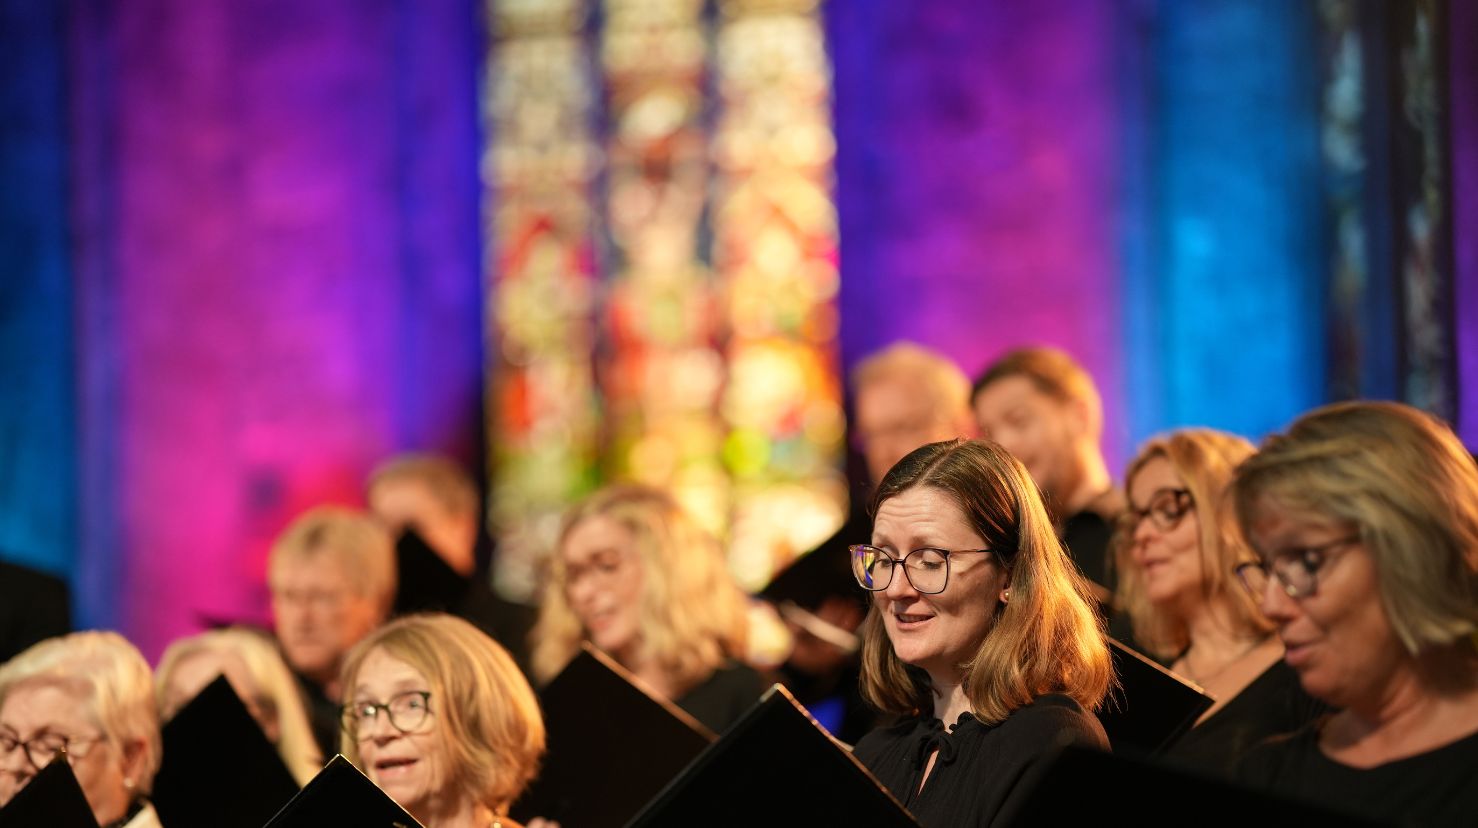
[851,439,1111,825]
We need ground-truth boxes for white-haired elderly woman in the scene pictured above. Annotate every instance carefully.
[0,631,163,827]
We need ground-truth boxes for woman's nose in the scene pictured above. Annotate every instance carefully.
[883,564,919,598]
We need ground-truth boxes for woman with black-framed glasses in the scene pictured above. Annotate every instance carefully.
[1230,401,1478,826]
[338,613,544,828]
[851,439,1110,826]
[1112,429,1326,777]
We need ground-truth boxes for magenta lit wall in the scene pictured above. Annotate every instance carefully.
[68,0,486,659]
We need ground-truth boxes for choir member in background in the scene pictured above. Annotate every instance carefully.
[366,453,537,673]
[852,439,1111,826]
[269,506,397,758]
[0,631,163,828]
[1233,401,1478,826]
[1114,429,1326,774]
[339,613,544,828]
[155,626,322,784]
[531,484,765,733]
[971,346,1125,605]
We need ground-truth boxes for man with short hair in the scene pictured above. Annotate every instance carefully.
[268,505,395,755]
[970,346,1123,599]
[366,453,536,675]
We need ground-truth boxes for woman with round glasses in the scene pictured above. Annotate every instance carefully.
[851,439,1110,826]
[0,631,162,827]
[1231,401,1478,825]
[339,613,544,828]
[531,484,763,733]
[1112,429,1325,774]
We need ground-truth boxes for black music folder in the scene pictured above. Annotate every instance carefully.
[392,527,469,615]
[1097,637,1214,755]
[264,755,422,827]
[152,674,301,827]
[0,756,98,828]
[629,684,920,827]
[509,644,714,828]
[1007,744,1390,826]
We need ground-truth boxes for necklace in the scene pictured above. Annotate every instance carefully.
[1179,635,1270,686]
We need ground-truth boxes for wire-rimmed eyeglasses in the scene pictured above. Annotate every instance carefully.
[0,731,106,771]
[1233,535,1361,599]
[849,545,992,595]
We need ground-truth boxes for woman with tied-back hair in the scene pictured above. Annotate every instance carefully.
[155,627,323,785]
[531,484,764,733]
[851,439,1111,826]
[1113,429,1326,774]
[1232,401,1478,826]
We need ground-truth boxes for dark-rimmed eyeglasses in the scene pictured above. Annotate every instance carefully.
[1234,535,1361,599]
[341,691,433,739]
[849,545,993,595]
[1121,487,1194,534]
[0,731,106,771]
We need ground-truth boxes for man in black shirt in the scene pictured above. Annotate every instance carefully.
[971,347,1125,605]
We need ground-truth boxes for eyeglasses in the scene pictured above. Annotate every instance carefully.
[341,691,433,739]
[849,545,993,595]
[0,731,106,771]
[1234,535,1361,599]
[1121,488,1194,534]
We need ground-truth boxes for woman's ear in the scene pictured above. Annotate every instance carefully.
[119,737,148,793]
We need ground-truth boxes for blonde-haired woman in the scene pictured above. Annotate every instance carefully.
[340,613,544,828]
[1231,401,1478,825]
[156,627,322,785]
[1114,429,1325,773]
[0,631,162,827]
[852,439,1110,825]
[532,484,763,733]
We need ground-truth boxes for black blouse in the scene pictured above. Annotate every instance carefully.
[854,694,1109,827]
[675,660,767,734]
[1236,717,1478,827]
[1163,659,1329,777]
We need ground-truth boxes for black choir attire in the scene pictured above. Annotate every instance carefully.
[1237,718,1478,827]
[0,559,71,662]
[673,660,767,734]
[1162,659,1328,777]
[854,694,1108,827]
[293,672,343,761]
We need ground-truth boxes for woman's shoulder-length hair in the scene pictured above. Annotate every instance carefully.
[530,483,749,690]
[1113,429,1265,660]
[1232,400,1478,654]
[859,439,1111,724]
[339,613,545,815]
[0,630,163,794]
[155,626,322,785]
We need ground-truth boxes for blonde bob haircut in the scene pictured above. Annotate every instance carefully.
[531,484,749,689]
[1113,429,1267,661]
[339,614,545,814]
[155,627,322,785]
[0,631,162,793]
[1232,400,1478,654]
[860,439,1111,724]
[268,506,397,617]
